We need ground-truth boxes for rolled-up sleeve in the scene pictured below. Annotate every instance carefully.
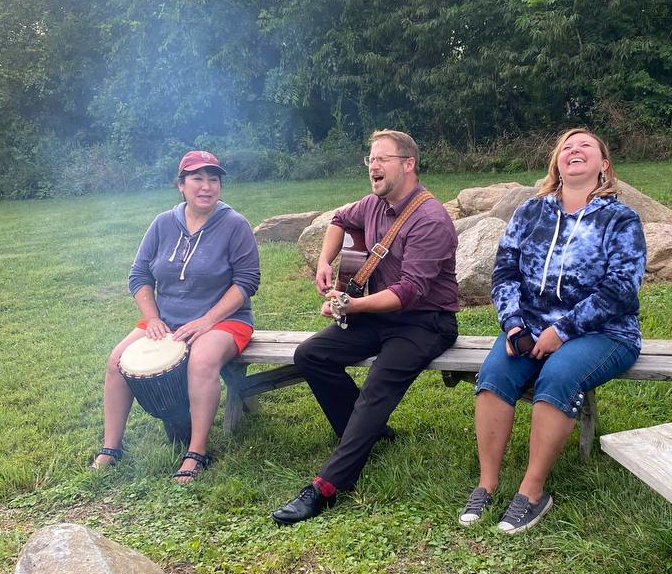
[229,217,261,304]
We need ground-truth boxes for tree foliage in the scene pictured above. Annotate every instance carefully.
[1,0,671,197]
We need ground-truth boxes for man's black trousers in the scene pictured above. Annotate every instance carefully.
[293,310,458,490]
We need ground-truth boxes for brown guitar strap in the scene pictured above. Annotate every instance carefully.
[350,190,434,291]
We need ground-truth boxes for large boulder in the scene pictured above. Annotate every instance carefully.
[452,186,538,235]
[457,182,521,217]
[456,217,507,306]
[644,222,672,281]
[297,204,355,271]
[453,213,490,236]
[14,523,165,574]
[616,181,672,224]
[253,211,322,243]
[442,199,461,221]
[489,186,539,221]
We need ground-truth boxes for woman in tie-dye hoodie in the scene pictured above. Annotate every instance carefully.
[459,129,646,534]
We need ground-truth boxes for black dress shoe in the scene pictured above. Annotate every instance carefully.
[271,484,335,525]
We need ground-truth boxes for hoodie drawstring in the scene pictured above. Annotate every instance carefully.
[538,208,585,300]
[168,231,184,262]
[555,209,585,300]
[539,209,562,296]
[180,230,203,281]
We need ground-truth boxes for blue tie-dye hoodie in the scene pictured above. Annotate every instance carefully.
[491,194,646,349]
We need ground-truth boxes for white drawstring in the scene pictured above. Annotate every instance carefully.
[539,209,562,296]
[168,231,183,262]
[555,209,585,300]
[180,230,203,280]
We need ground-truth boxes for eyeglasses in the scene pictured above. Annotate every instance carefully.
[364,155,411,166]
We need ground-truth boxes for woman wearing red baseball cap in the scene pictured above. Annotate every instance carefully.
[91,150,260,483]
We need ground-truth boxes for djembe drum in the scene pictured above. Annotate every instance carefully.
[118,336,191,443]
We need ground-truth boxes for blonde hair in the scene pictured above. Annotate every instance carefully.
[537,128,618,200]
[370,129,420,175]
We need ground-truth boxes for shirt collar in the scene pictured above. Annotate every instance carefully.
[383,182,426,216]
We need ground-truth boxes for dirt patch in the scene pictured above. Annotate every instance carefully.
[0,505,33,534]
[164,563,198,574]
[61,498,125,528]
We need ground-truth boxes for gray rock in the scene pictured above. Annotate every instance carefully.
[15,523,165,574]
[489,186,539,222]
[454,213,491,236]
[616,181,672,224]
[253,211,322,243]
[442,199,461,221]
[297,204,355,271]
[457,182,521,217]
[644,222,672,281]
[456,218,507,306]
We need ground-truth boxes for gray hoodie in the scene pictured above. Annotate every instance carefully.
[129,201,260,330]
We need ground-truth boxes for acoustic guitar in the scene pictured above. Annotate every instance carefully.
[335,228,368,295]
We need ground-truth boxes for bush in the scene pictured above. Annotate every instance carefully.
[422,132,557,173]
[52,143,132,196]
[289,129,362,180]
[0,124,56,199]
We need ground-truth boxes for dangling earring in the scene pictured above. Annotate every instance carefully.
[599,170,606,187]
[555,175,563,194]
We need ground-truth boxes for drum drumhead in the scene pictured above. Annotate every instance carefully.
[119,336,187,376]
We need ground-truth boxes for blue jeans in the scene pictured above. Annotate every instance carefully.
[475,333,639,418]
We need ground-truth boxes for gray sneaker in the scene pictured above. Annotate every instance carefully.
[497,492,553,534]
[458,487,493,526]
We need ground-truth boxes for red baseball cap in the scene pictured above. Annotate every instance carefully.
[178,150,226,176]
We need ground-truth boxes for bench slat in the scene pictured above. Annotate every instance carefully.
[249,331,498,349]
[249,331,671,356]
[236,335,672,381]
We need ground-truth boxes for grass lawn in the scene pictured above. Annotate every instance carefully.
[1,163,671,574]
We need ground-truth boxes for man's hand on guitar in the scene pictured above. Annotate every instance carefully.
[315,261,334,295]
[324,290,355,328]
[320,300,334,317]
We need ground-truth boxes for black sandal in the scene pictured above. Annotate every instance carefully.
[173,451,212,482]
[90,447,123,469]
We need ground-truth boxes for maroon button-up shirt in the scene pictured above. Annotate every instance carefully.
[331,184,459,312]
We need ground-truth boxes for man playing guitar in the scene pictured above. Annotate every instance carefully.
[272,130,460,525]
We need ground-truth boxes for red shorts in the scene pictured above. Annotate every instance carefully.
[136,319,253,355]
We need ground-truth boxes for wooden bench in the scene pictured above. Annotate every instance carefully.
[220,331,672,457]
[600,422,672,503]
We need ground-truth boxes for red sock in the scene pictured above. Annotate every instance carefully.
[313,476,337,498]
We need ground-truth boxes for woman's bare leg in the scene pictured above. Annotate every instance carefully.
[174,330,237,483]
[475,390,516,494]
[518,401,575,502]
[91,328,146,468]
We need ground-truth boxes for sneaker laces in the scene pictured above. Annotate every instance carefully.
[464,488,491,514]
[501,494,530,524]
